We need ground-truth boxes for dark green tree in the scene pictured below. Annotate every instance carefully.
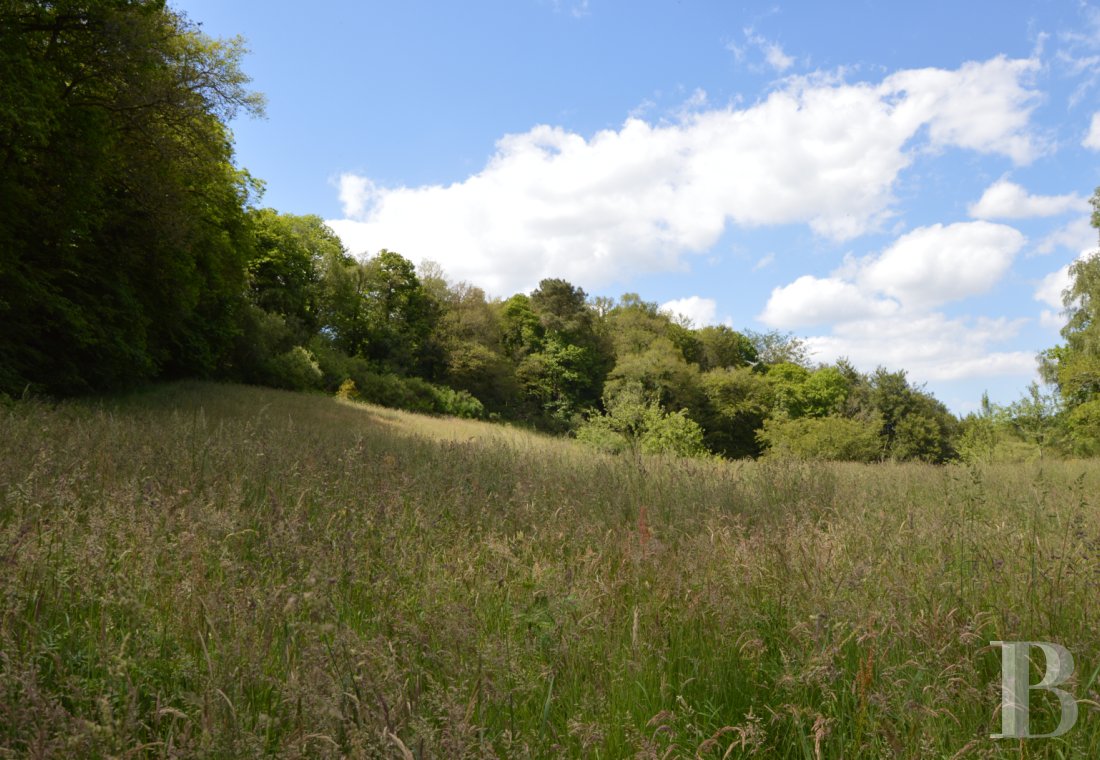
[246,210,345,338]
[0,0,263,394]
[696,325,758,370]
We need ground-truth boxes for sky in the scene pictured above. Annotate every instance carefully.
[173,0,1100,414]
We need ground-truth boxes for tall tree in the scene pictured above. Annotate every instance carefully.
[1038,188,1100,452]
[246,210,345,339]
[0,0,263,395]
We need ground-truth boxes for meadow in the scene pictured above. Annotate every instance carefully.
[2,381,1100,758]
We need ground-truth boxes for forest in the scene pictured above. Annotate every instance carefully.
[2,0,1098,463]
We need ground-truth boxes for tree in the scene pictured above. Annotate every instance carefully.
[956,392,999,464]
[699,367,774,458]
[498,293,544,361]
[430,281,520,415]
[576,384,707,458]
[863,368,956,462]
[519,279,611,423]
[763,363,811,418]
[1004,382,1063,460]
[696,325,758,370]
[322,249,439,373]
[530,278,593,341]
[516,335,594,427]
[0,0,263,395]
[758,415,883,462]
[743,329,810,367]
[246,210,345,338]
[1036,186,1100,454]
[803,366,851,417]
[604,338,705,420]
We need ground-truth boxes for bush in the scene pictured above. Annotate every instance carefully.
[230,304,296,384]
[758,415,883,462]
[575,417,631,455]
[339,369,484,419]
[265,346,323,391]
[576,385,708,458]
[429,384,485,419]
[639,407,708,458]
[336,378,360,400]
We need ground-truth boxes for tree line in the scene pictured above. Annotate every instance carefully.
[2,0,1098,463]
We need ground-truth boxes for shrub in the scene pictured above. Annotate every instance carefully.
[336,378,360,400]
[758,415,883,462]
[265,346,323,391]
[577,384,707,458]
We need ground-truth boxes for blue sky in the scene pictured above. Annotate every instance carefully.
[175,0,1100,413]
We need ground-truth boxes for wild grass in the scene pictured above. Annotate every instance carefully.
[3,381,1100,757]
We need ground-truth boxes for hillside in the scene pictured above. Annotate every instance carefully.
[2,382,1100,757]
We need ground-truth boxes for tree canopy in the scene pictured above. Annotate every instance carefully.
[0,0,262,394]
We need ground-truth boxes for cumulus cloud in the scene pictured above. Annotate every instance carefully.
[1036,216,1097,255]
[327,56,1042,295]
[968,180,1087,219]
[660,296,719,326]
[764,222,1025,328]
[803,314,1035,381]
[1086,112,1100,150]
[760,276,898,328]
[884,56,1041,164]
[858,222,1026,308]
[1035,265,1072,309]
[760,222,1029,382]
[1035,249,1098,312]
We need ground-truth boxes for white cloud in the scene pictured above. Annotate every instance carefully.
[1036,216,1097,255]
[729,29,794,72]
[765,45,794,73]
[337,175,375,219]
[760,222,1029,382]
[1056,5,1100,107]
[1034,249,1097,311]
[1040,309,1065,331]
[883,56,1042,164]
[741,29,794,73]
[803,314,1035,381]
[858,222,1026,308]
[760,276,898,328]
[969,180,1086,219]
[1035,265,1073,309]
[328,56,1042,295]
[660,296,718,326]
[1085,112,1100,150]
[753,253,775,271]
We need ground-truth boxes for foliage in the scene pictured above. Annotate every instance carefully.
[336,378,360,400]
[246,209,345,338]
[758,414,884,462]
[0,0,263,395]
[699,366,773,458]
[956,393,999,464]
[696,325,758,370]
[1003,382,1064,460]
[1038,190,1100,455]
[743,328,810,366]
[577,384,707,458]
[264,346,323,391]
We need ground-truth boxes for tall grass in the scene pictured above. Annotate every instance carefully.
[2,381,1100,757]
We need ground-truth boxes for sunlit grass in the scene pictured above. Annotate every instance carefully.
[2,381,1100,757]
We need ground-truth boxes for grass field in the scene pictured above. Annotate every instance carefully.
[3,382,1100,758]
